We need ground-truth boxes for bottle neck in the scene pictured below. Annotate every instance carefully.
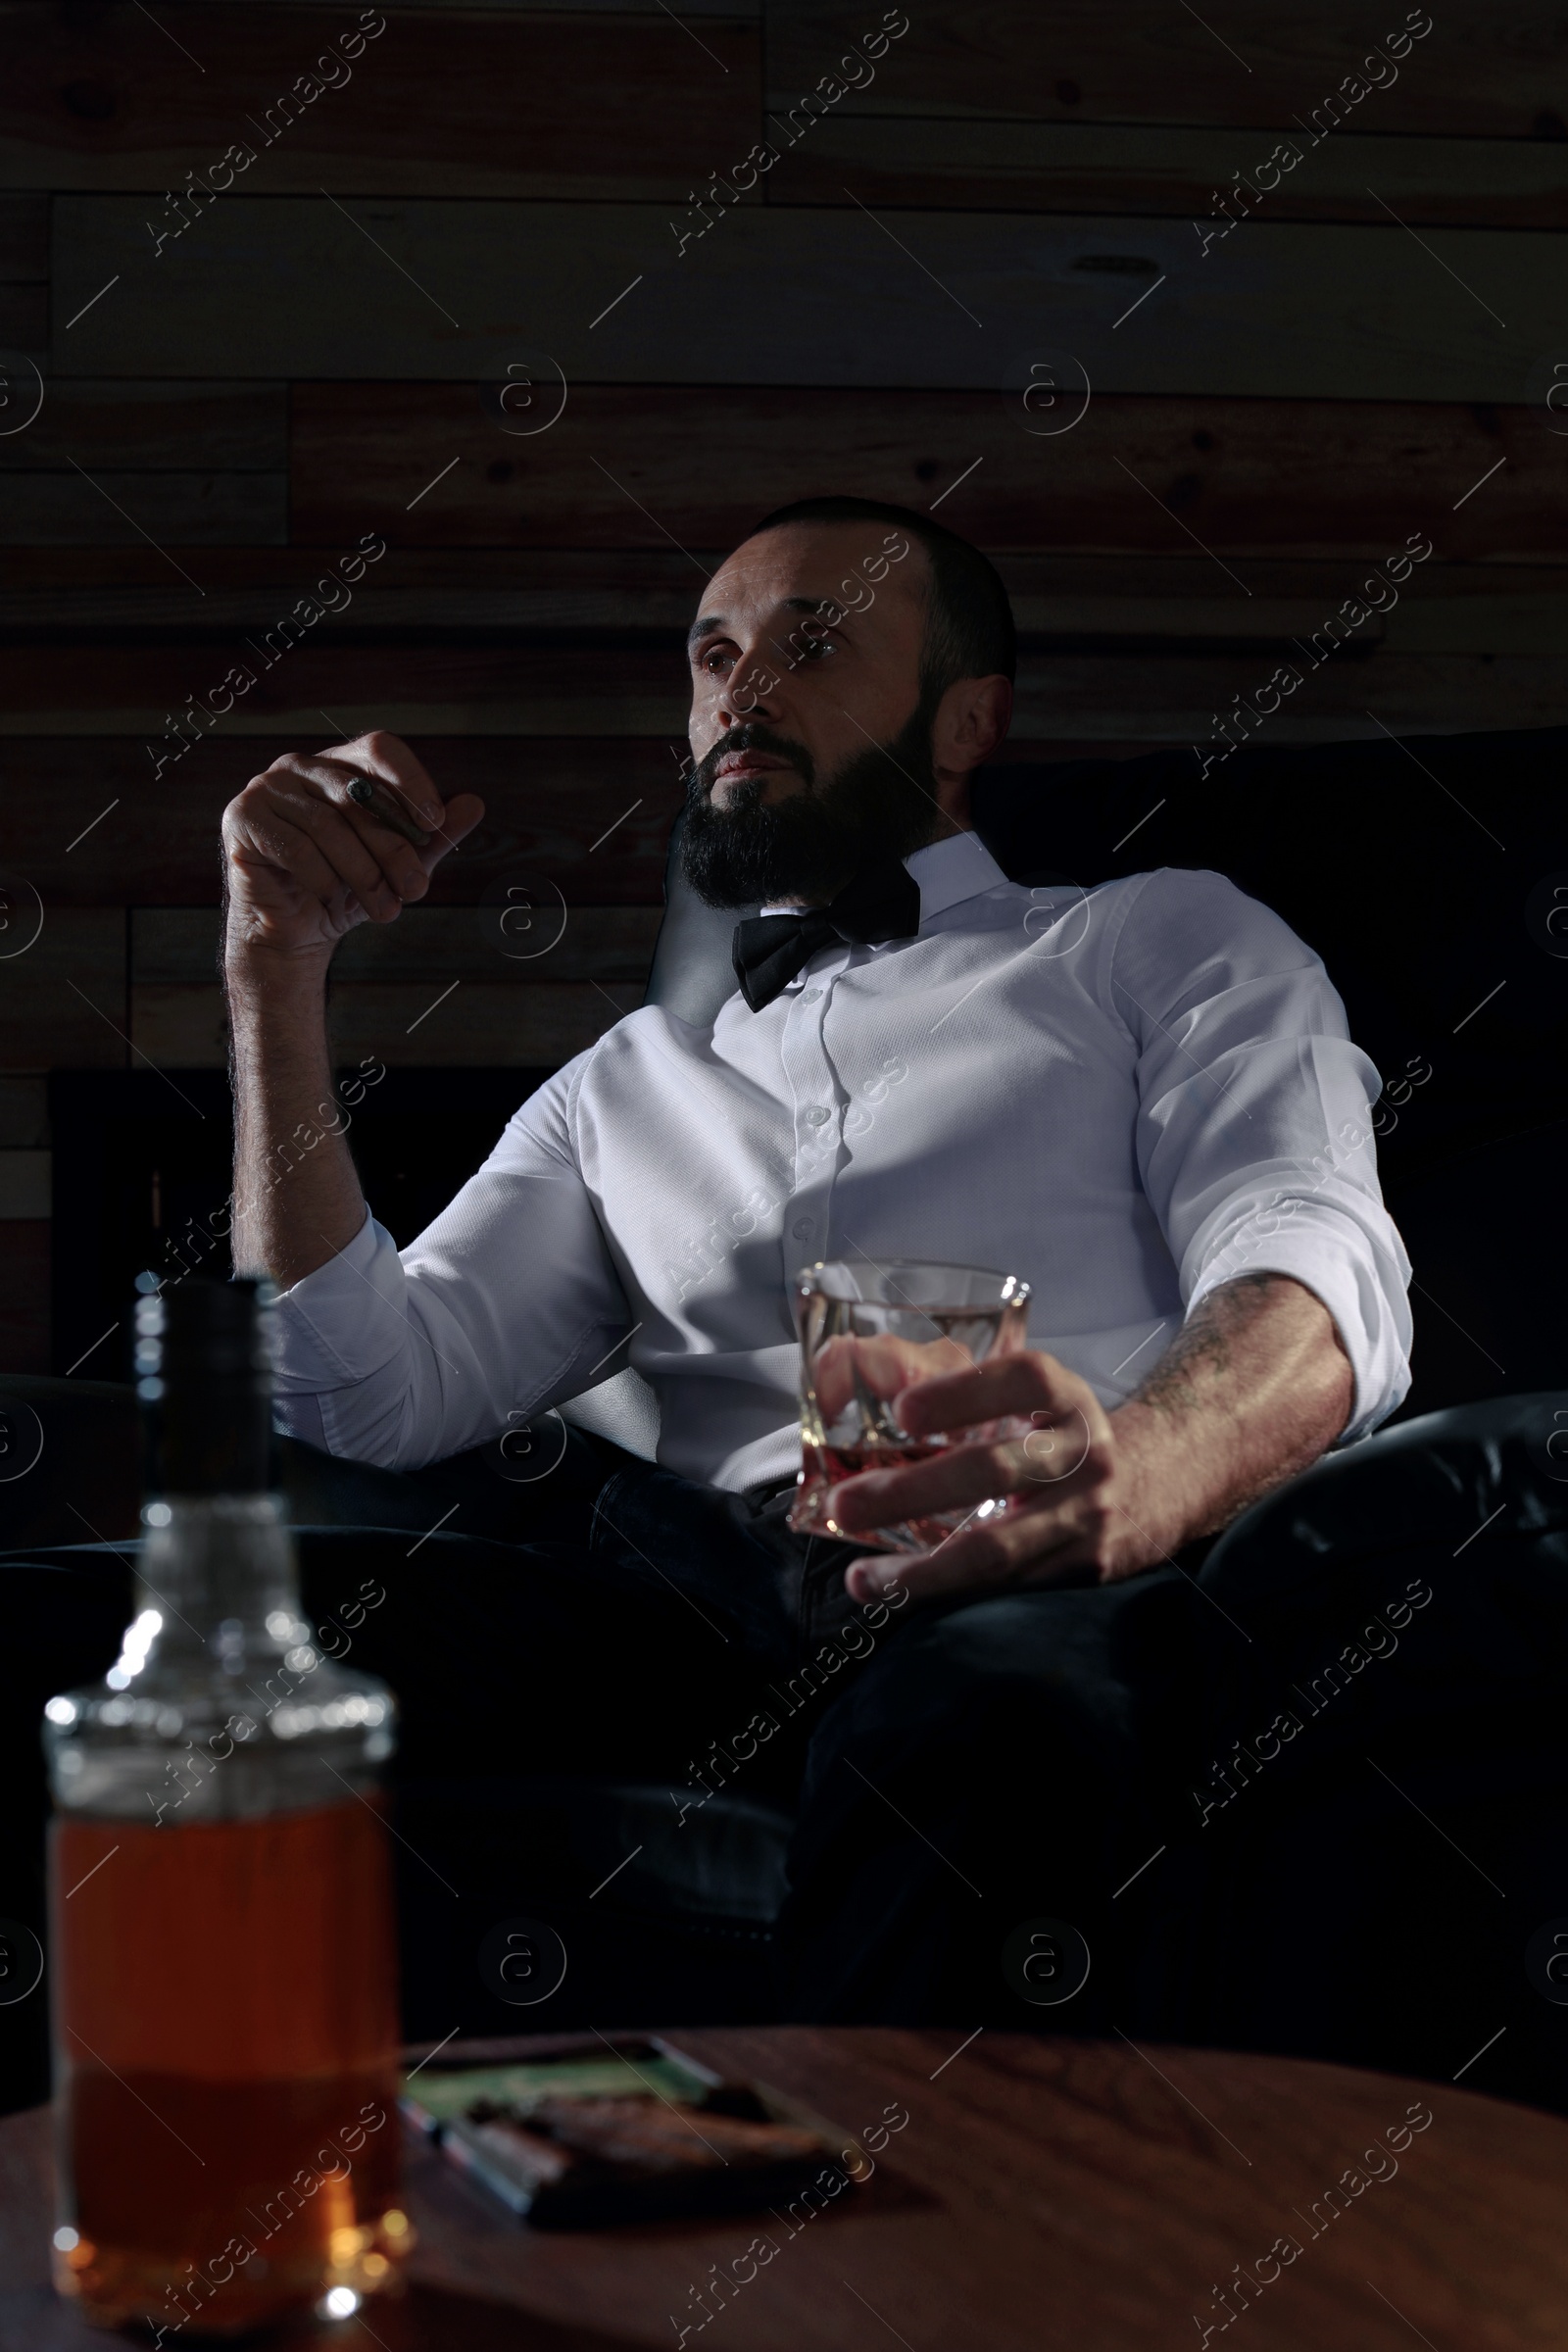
[144,1375,274,1498]
[132,1494,303,1672]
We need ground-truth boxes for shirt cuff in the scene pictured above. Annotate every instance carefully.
[270,1206,409,1394]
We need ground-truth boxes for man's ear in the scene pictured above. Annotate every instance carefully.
[935,673,1013,775]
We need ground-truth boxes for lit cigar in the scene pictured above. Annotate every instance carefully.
[345,773,432,849]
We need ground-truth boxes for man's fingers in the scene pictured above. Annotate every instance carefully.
[230,807,393,924]
[828,1440,1022,1531]
[303,747,485,876]
[812,1331,969,1422]
[310,728,444,823]
[896,1348,1105,1439]
[309,731,490,868]
[251,758,437,905]
[234,771,413,919]
[829,1426,1111,1534]
[845,1508,1087,1606]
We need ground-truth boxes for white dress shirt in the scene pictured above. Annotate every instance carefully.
[271,832,1412,1491]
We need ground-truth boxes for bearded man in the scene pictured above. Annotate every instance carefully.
[217,494,1410,2021]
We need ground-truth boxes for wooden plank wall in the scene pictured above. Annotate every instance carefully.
[1,0,1566,1368]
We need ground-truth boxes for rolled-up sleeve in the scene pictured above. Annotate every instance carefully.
[1110,867,1412,1444]
[270,1054,632,1469]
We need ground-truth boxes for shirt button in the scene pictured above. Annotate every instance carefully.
[805,1106,831,1127]
[801,988,822,1004]
[791,1218,812,1239]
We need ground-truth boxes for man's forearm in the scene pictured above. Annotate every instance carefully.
[1111,1270,1354,1546]
[227,951,368,1287]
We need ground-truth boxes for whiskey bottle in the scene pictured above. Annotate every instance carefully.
[43,1278,408,2333]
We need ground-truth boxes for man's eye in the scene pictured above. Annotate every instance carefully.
[799,636,837,662]
[700,648,733,674]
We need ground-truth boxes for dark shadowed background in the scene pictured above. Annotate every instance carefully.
[0,0,1564,1382]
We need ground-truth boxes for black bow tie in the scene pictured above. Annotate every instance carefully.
[731,858,922,1011]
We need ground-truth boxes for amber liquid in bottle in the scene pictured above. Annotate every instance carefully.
[52,1803,404,2331]
[44,1277,408,2334]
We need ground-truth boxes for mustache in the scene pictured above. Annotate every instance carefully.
[690,724,814,800]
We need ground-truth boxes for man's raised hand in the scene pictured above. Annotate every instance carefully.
[221,731,484,963]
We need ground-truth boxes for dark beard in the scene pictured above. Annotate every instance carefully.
[680,697,944,908]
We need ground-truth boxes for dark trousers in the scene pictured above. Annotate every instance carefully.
[9,1401,1564,2118]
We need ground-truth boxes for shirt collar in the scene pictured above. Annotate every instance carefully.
[757,831,1007,927]
[903,829,1009,924]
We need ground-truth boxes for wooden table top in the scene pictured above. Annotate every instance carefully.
[2,2027,1564,2351]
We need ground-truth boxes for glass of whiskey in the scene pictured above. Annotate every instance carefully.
[788,1258,1032,1552]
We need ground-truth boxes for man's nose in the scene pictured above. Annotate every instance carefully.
[721,646,783,722]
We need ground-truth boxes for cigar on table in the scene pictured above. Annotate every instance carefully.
[346,773,433,849]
